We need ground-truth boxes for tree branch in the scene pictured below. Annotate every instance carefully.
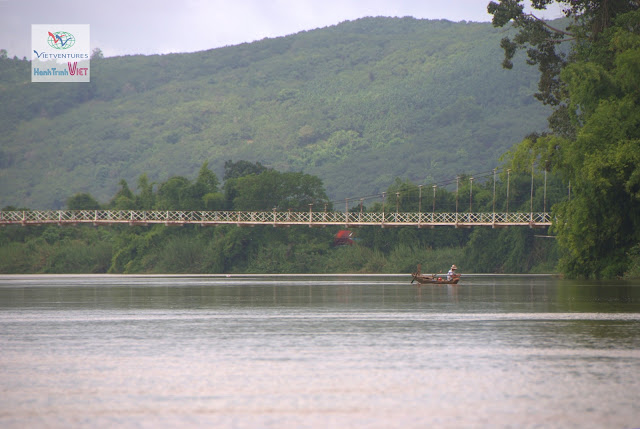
[526,13,575,37]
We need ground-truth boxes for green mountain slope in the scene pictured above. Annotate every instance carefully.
[0,17,550,209]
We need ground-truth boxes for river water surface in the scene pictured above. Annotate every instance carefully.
[1,274,639,428]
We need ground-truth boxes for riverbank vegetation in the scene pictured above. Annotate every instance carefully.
[488,1,640,278]
[0,161,558,275]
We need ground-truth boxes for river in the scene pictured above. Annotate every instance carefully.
[1,274,639,428]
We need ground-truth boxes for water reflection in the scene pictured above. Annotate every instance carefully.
[1,275,639,428]
[1,275,640,313]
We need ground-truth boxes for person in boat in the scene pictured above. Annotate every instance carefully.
[447,264,457,281]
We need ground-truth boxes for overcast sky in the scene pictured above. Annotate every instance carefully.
[0,0,563,58]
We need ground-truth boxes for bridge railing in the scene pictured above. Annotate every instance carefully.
[0,210,552,227]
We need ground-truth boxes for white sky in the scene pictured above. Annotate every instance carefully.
[0,0,564,58]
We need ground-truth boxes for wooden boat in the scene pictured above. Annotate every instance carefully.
[411,264,460,285]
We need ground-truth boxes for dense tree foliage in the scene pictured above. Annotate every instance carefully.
[67,193,101,210]
[1,16,572,275]
[223,160,269,180]
[489,2,640,278]
[0,17,550,209]
[228,170,329,211]
[0,161,558,274]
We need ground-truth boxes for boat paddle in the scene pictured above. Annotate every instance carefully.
[411,264,422,284]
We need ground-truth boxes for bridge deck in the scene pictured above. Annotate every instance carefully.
[0,210,551,228]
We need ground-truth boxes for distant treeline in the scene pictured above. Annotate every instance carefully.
[0,161,559,274]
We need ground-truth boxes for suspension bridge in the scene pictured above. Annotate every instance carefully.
[0,209,551,228]
[0,167,559,229]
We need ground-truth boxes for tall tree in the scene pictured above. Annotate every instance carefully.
[110,179,135,209]
[194,161,224,210]
[490,2,640,278]
[223,160,269,180]
[488,0,639,136]
[136,174,155,210]
[155,176,191,210]
[230,170,329,211]
[67,193,101,210]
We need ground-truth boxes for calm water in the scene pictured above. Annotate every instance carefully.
[0,274,639,428]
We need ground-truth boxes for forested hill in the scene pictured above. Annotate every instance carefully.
[0,17,550,209]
